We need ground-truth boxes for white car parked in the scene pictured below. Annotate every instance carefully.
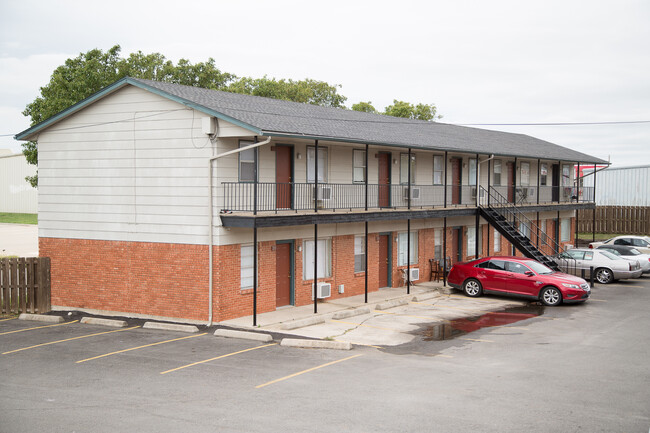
[589,235,650,255]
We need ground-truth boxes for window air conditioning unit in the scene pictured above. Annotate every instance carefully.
[312,282,332,300]
[470,186,477,199]
[409,268,419,281]
[318,186,332,200]
[403,187,421,200]
[527,187,535,197]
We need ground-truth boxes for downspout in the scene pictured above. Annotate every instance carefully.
[207,136,272,326]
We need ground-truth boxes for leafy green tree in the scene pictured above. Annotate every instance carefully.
[351,101,378,114]
[227,76,347,108]
[383,100,442,121]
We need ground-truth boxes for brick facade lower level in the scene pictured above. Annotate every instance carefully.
[40,216,575,323]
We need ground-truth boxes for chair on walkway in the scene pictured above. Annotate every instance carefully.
[429,258,443,282]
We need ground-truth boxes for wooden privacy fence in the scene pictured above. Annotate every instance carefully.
[578,206,650,235]
[1,258,51,315]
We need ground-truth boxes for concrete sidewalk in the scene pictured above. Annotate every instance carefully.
[0,223,38,257]
[220,282,525,347]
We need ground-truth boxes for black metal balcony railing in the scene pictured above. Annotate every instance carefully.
[221,182,595,213]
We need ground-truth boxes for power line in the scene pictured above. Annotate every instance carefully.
[456,120,650,126]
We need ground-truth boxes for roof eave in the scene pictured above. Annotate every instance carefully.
[14,77,262,142]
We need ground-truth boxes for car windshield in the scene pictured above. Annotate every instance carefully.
[600,250,622,260]
[526,261,554,275]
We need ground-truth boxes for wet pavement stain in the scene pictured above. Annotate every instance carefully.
[382,304,545,356]
[420,305,546,341]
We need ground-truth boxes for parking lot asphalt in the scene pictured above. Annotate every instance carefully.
[1,277,649,433]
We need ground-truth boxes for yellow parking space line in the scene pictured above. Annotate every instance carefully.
[338,341,383,349]
[160,343,277,375]
[0,317,18,322]
[0,320,78,335]
[460,337,494,343]
[77,332,208,364]
[2,326,140,355]
[331,319,397,331]
[256,354,363,389]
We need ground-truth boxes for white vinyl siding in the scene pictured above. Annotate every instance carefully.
[35,86,216,244]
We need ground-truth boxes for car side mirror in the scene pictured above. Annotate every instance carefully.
[525,271,535,277]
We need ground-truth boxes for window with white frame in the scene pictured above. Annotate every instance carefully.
[303,239,331,280]
[433,155,444,185]
[353,149,366,183]
[493,228,501,252]
[520,162,530,186]
[469,158,477,185]
[467,226,481,256]
[434,229,442,260]
[397,231,418,266]
[540,163,548,186]
[240,244,254,289]
[238,141,257,182]
[540,219,547,243]
[307,146,328,183]
[400,153,416,184]
[354,236,365,273]
[560,218,571,242]
[561,164,571,187]
[519,221,531,238]
[493,160,502,185]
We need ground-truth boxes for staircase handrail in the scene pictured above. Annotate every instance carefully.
[480,186,577,275]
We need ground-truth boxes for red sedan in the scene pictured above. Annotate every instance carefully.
[447,256,590,306]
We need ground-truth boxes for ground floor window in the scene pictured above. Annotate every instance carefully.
[240,244,254,289]
[493,228,501,252]
[354,236,365,272]
[397,231,418,266]
[560,218,571,242]
[434,229,442,260]
[303,239,331,280]
[467,226,481,257]
[540,219,547,243]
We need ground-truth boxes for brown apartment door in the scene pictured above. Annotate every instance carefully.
[451,158,461,205]
[378,234,390,288]
[276,146,293,209]
[378,153,391,207]
[551,164,560,202]
[275,242,292,307]
[507,162,515,203]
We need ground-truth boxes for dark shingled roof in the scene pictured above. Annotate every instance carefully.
[17,77,607,164]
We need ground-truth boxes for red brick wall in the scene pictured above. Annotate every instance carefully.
[40,238,210,321]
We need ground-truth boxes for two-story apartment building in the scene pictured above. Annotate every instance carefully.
[16,78,605,324]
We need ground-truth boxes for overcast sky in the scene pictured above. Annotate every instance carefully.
[1,0,649,167]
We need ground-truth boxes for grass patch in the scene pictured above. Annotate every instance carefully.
[0,213,37,225]
[576,232,617,241]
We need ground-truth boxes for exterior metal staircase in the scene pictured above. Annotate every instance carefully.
[479,186,567,272]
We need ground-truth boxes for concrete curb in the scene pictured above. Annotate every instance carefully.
[80,317,127,327]
[214,329,273,342]
[143,322,199,333]
[375,298,409,311]
[18,313,64,323]
[412,292,441,302]
[332,307,371,320]
[281,316,326,330]
[280,338,352,350]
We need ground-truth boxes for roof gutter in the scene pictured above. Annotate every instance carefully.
[207,136,272,327]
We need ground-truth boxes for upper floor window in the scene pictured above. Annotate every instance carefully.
[239,140,257,182]
[540,163,548,186]
[520,162,530,186]
[307,146,328,183]
[433,155,444,185]
[493,160,502,185]
[400,153,416,184]
[353,149,366,183]
[562,164,572,187]
[469,158,477,186]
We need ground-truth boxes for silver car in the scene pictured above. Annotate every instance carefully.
[596,245,650,274]
[553,248,643,284]
[589,235,650,254]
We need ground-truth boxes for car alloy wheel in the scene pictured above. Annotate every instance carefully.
[541,286,562,306]
[463,279,482,297]
[595,268,613,284]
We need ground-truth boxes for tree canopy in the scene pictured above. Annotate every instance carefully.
[21,45,441,186]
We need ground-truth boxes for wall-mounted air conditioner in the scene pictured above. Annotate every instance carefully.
[409,268,419,281]
[315,186,332,209]
[312,282,332,300]
[403,187,421,200]
[527,187,535,197]
[470,186,477,199]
